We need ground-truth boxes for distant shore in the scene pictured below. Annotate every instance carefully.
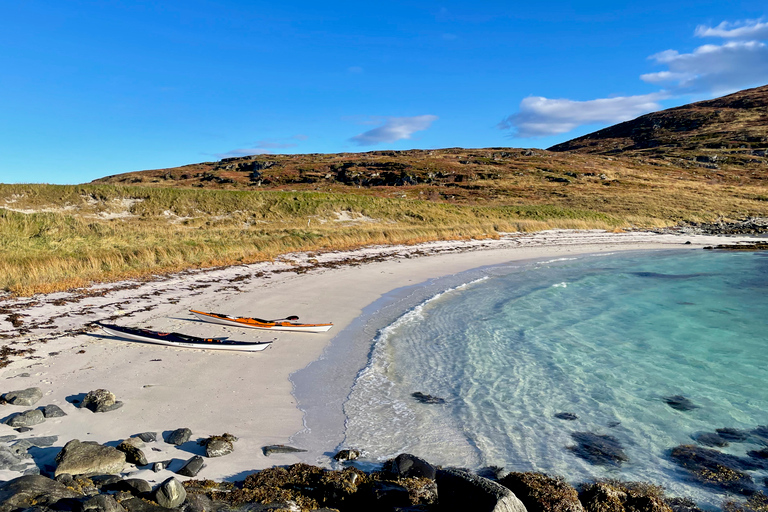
[0,229,762,485]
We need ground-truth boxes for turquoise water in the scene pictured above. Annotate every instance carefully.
[338,250,768,507]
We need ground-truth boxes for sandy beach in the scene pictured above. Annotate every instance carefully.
[0,230,758,485]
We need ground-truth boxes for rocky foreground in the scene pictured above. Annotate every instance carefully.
[3,386,768,512]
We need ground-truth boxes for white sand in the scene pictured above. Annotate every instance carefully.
[0,230,757,483]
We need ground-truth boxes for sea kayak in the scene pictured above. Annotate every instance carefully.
[189,309,333,333]
[95,322,272,352]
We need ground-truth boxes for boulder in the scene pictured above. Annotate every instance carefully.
[499,472,583,512]
[117,440,149,466]
[5,409,45,428]
[3,387,43,406]
[154,477,187,508]
[136,432,157,443]
[386,453,437,480]
[164,428,191,446]
[102,478,152,495]
[262,444,307,456]
[17,436,58,448]
[0,444,33,471]
[81,494,126,512]
[54,440,126,477]
[436,468,528,512]
[365,481,411,509]
[203,434,236,458]
[176,455,205,477]
[0,475,82,510]
[43,404,67,418]
[79,389,124,413]
[333,449,360,462]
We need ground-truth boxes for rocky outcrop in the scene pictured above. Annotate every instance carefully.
[436,468,528,512]
[499,472,583,512]
[0,475,83,510]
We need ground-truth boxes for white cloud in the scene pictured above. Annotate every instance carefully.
[350,115,438,146]
[499,93,666,138]
[641,40,768,94]
[695,19,768,40]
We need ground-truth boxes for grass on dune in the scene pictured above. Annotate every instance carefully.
[0,184,624,296]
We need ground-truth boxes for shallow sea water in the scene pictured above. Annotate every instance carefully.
[294,249,768,508]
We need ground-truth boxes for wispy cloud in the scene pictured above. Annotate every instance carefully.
[350,115,438,146]
[501,17,768,138]
[499,94,666,138]
[216,135,307,158]
[695,19,768,40]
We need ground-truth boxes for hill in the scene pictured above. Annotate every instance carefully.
[548,85,768,175]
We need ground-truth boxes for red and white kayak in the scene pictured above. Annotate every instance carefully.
[189,309,333,333]
[96,322,272,352]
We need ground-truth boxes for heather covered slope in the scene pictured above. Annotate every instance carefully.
[548,84,768,175]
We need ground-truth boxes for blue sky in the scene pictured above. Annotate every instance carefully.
[1,1,767,184]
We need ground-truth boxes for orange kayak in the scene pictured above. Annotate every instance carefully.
[189,310,333,333]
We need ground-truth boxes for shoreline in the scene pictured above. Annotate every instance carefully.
[0,230,761,484]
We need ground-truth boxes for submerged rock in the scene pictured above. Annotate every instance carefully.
[554,412,578,421]
[567,432,628,466]
[716,427,750,442]
[669,444,757,494]
[693,432,729,447]
[411,391,446,404]
[663,395,698,411]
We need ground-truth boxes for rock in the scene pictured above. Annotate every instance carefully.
[669,444,757,494]
[554,412,578,421]
[204,434,236,458]
[579,481,672,512]
[120,496,170,512]
[16,436,57,448]
[663,395,698,411]
[478,466,507,481]
[164,428,191,446]
[567,432,628,466]
[411,391,446,404]
[116,441,148,466]
[3,387,43,406]
[366,481,411,509]
[665,497,704,512]
[5,409,45,428]
[716,427,749,442]
[0,445,33,471]
[436,468,528,512]
[136,432,157,443]
[152,460,172,472]
[0,475,83,510]
[333,449,360,462]
[499,472,583,512]
[747,448,768,459]
[693,432,728,447]
[176,455,205,477]
[102,478,152,495]
[154,477,187,508]
[385,453,436,480]
[81,494,126,512]
[79,389,123,413]
[54,439,126,477]
[578,482,627,512]
[42,404,67,418]
[262,444,308,456]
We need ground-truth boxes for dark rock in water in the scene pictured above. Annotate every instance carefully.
[717,427,750,442]
[747,448,768,459]
[694,432,729,447]
[79,389,123,413]
[3,387,43,406]
[567,432,628,466]
[0,475,83,510]
[411,392,446,404]
[385,453,437,480]
[176,455,205,477]
[499,471,584,512]
[436,468,527,512]
[262,444,307,456]
[154,477,186,508]
[42,404,67,418]
[5,409,45,428]
[663,395,698,411]
[669,444,757,494]
[751,425,768,443]
[476,466,506,481]
[164,427,192,446]
[554,412,578,421]
[136,432,157,443]
[202,433,237,458]
[116,441,148,466]
[607,421,621,428]
[334,449,360,462]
